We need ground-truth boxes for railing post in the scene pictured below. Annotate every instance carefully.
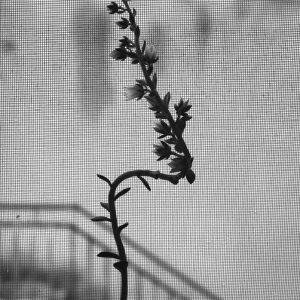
[135,269,143,300]
[12,229,20,299]
[85,236,96,298]
[67,226,77,300]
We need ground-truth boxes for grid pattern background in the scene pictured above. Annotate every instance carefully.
[1,1,300,299]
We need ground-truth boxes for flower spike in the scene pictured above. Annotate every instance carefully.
[96,1,195,298]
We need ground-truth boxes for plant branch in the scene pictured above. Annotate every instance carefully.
[121,0,193,167]
[97,2,196,299]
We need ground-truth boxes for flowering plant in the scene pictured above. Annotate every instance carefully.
[92,1,195,299]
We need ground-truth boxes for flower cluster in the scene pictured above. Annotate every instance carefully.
[109,1,159,67]
[107,1,127,15]
[153,97,195,183]
[108,1,158,102]
[107,0,194,184]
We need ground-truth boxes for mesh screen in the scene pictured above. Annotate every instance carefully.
[0,1,299,299]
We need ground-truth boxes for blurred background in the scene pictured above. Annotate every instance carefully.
[0,0,299,299]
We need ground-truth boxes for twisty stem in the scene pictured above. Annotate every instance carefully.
[103,3,194,300]
[108,170,180,300]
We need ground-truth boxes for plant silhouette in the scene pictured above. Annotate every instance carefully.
[92,1,195,299]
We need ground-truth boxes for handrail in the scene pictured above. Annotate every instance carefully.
[0,202,223,300]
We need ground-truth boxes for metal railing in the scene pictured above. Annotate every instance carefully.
[0,202,222,300]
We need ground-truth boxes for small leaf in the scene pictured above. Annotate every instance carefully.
[114,187,131,201]
[117,222,129,236]
[152,72,157,89]
[148,105,160,112]
[186,169,196,184]
[132,8,137,17]
[97,252,120,259]
[100,202,110,212]
[141,40,146,53]
[177,105,184,117]
[165,137,178,145]
[161,120,171,132]
[137,176,151,191]
[163,92,171,108]
[155,111,168,119]
[158,134,168,139]
[131,57,139,64]
[153,142,171,161]
[136,79,147,86]
[129,13,135,25]
[113,261,128,273]
[161,140,170,150]
[91,216,111,222]
[97,174,111,186]
[153,120,171,136]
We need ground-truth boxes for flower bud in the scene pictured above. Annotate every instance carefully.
[168,157,187,173]
[153,141,171,161]
[116,17,130,29]
[186,169,195,184]
[110,47,128,61]
[144,44,159,64]
[119,36,132,48]
[124,84,144,100]
[107,2,119,14]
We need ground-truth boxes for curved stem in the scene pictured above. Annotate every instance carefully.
[108,170,180,300]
